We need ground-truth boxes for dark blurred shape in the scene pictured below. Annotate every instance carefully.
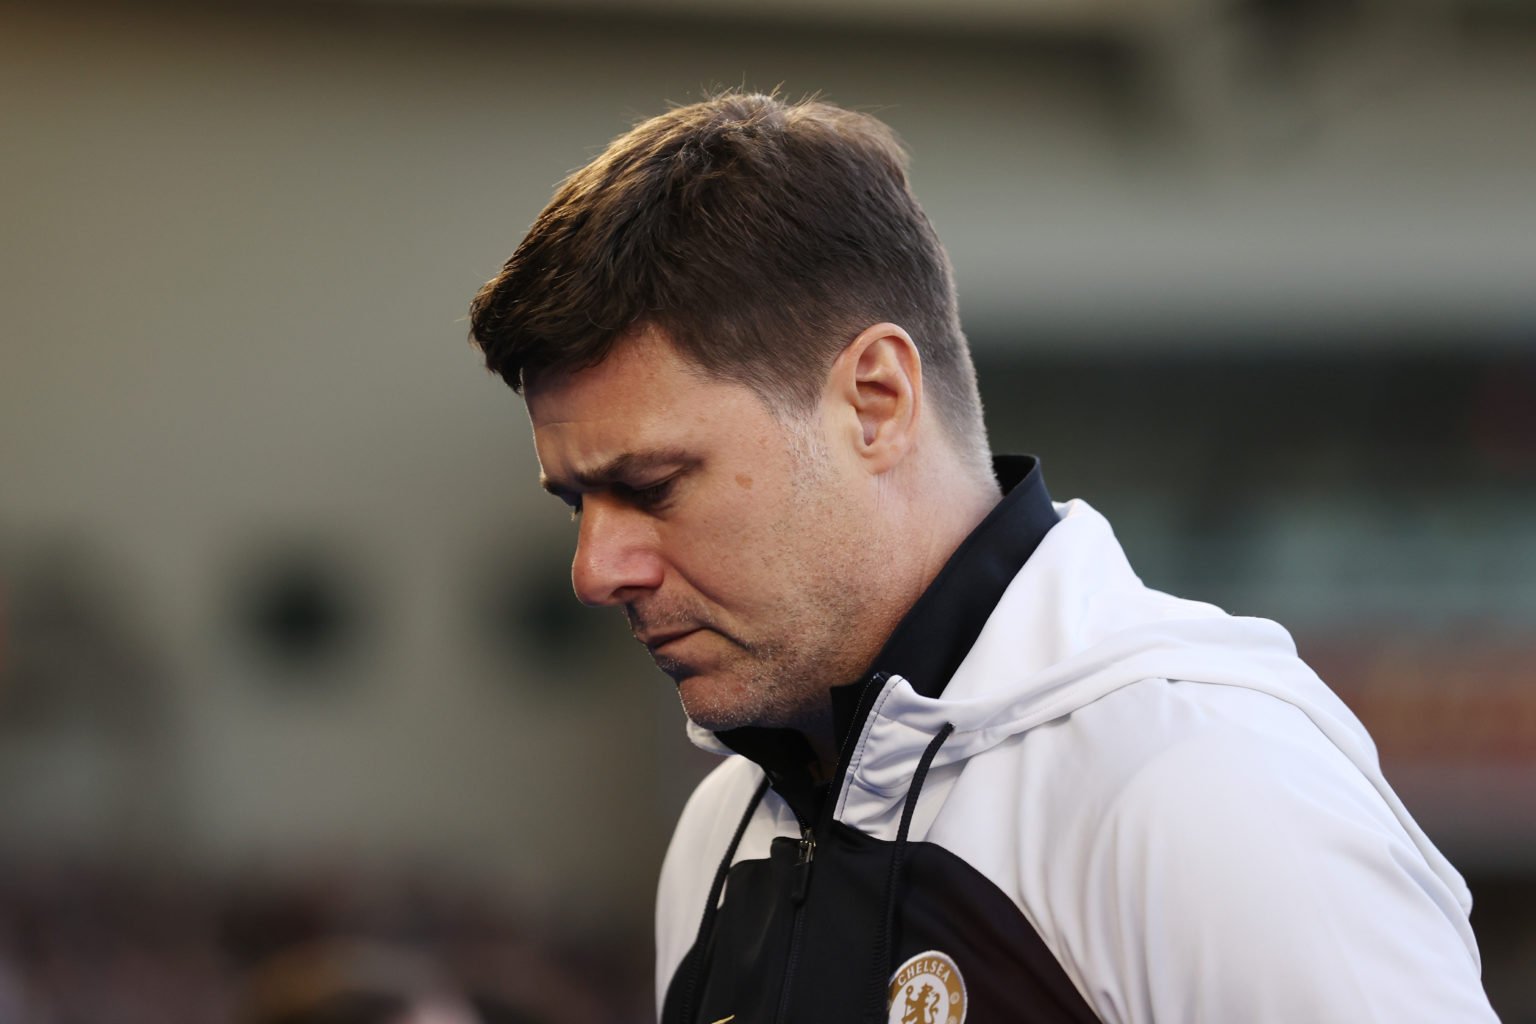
[0,864,625,1024]
[475,546,608,680]
[0,540,160,727]
[0,864,230,1024]
[239,941,482,1024]
[234,546,366,678]
[0,540,181,864]
[1469,358,1536,474]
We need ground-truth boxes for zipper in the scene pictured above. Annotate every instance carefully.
[774,814,816,1024]
[791,819,816,904]
[772,671,890,1024]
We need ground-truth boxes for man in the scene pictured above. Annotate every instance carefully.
[467,93,1496,1023]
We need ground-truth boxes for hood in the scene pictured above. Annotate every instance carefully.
[833,498,1473,914]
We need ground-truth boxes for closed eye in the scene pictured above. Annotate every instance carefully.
[617,477,676,511]
[556,477,676,521]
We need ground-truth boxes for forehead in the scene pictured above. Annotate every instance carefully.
[528,332,714,427]
[525,332,769,473]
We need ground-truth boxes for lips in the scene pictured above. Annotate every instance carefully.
[641,627,701,652]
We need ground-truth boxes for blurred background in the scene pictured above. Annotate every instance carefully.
[2,0,1533,1019]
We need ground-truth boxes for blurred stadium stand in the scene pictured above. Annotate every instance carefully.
[2,0,1534,1019]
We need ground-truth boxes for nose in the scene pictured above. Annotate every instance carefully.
[570,500,665,607]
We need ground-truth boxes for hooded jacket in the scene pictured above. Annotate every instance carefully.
[656,457,1495,1023]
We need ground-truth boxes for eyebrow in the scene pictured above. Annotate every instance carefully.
[540,448,699,497]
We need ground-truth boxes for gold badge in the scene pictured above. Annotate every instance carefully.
[887,950,967,1024]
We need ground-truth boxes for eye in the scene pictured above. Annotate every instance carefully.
[622,477,675,511]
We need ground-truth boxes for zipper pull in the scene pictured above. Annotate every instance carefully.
[791,824,816,905]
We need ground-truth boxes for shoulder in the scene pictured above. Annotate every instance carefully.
[958,679,1392,873]
[1057,678,1416,921]
[1045,677,1383,816]
[1013,679,1494,1024]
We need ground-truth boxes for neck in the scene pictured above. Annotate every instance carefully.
[807,453,1001,777]
[900,453,1003,619]
[800,712,841,780]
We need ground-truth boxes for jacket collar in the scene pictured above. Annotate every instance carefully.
[865,454,1057,700]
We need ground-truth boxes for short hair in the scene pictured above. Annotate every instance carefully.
[468,91,989,466]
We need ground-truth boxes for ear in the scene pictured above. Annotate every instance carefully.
[825,322,923,474]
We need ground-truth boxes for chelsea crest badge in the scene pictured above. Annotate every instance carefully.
[887,950,967,1024]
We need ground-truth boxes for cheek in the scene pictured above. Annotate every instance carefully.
[671,490,803,596]
[763,490,848,586]
[659,498,752,583]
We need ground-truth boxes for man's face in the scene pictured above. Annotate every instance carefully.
[526,330,877,734]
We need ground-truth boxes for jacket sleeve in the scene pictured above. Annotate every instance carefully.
[1071,708,1499,1024]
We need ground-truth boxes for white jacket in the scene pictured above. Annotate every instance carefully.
[657,496,1497,1023]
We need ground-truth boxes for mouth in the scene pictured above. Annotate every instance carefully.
[639,627,702,654]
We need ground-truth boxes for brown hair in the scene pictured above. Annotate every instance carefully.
[468,91,988,462]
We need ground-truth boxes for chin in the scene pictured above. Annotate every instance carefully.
[680,683,818,738]
[677,688,743,732]
[677,675,767,733]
